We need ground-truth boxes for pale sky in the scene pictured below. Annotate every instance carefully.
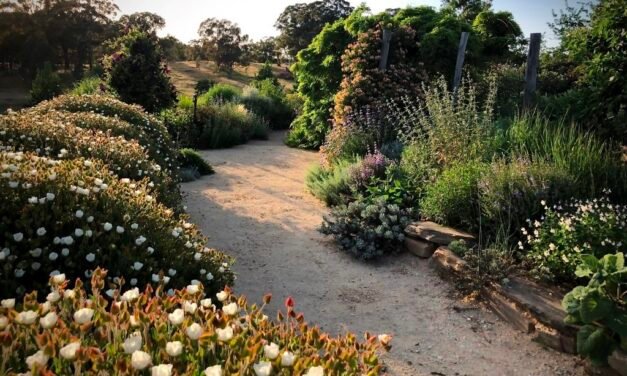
[115,0,568,46]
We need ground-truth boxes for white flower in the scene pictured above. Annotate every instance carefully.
[46,193,55,201]
[103,222,113,231]
[1,298,15,309]
[59,342,80,360]
[264,342,280,360]
[206,273,214,281]
[16,310,38,325]
[194,252,201,261]
[377,334,392,345]
[204,365,223,376]
[49,252,58,261]
[183,301,198,314]
[87,216,94,223]
[40,301,51,314]
[216,291,228,302]
[168,309,184,325]
[73,308,94,324]
[121,288,140,302]
[171,229,179,237]
[84,160,93,167]
[62,248,70,256]
[151,364,173,376]
[29,248,42,257]
[186,284,199,295]
[0,315,8,329]
[132,262,144,271]
[549,243,556,251]
[222,302,238,316]
[541,200,546,206]
[116,226,125,234]
[216,326,233,342]
[15,268,25,278]
[36,227,46,236]
[28,196,38,204]
[131,350,151,370]
[253,361,273,376]
[123,332,143,354]
[304,366,324,376]
[200,298,212,308]
[86,253,96,262]
[281,351,296,367]
[168,268,177,276]
[75,228,84,237]
[39,312,57,329]
[47,291,60,303]
[26,350,49,369]
[62,236,74,245]
[135,236,146,246]
[75,210,84,218]
[64,289,76,299]
[165,341,183,357]
[147,247,155,254]
[131,223,139,230]
[186,323,202,340]
[13,232,23,242]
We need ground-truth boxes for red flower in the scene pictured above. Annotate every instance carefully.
[285,296,295,308]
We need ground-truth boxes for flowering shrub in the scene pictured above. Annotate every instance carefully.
[32,94,178,174]
[0,110,181,208]
[348,150,391,192]
[522,193,627,283]
[321,195,413,259]
[0,152,232,298]
[0,268,388,375]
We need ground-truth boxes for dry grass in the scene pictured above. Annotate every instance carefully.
[169,61,293,96]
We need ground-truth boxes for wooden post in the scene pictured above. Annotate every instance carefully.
[193,94,198,124]
[523,33,541,109]
[379,29,393,71]
[453,32,469,92]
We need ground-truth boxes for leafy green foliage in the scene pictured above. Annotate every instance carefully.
[196,103,268,149]
[197,18,248,71]
[119,12,165,34]
[104,30,177,113]
[194,79,215,95]
[201,83,242,103]
[562,253,627,365]
[178,148,214,176]
[523,195,627,284]
[306,159,356,206]
[241,80,296,130]
[69,76,110,96]
[30,62,62,104]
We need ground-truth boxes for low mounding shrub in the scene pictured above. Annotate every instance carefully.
[0,111,181,208]
[0,152,233,298]
[305,159,356,207]
[30,63,62,104]
[197,103,269,149]
[32,95,179,174]
[321,195,413,259]
[69,76,109,96]
[562,253,627,366]
[159,107,195,148]
[195,78,215,95]
[242,80,296,130]
[0,268,389,375]
[200,83,241,104]
[523,194,627,284]
[179,148,214,176]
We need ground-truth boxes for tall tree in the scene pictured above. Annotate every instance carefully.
[275,0,353,58]
[119,11,165,34]
[198,18,248,71]
[442,0,492,22]
[248,37,279,63]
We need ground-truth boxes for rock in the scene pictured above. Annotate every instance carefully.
[404,237,438,258]
[609,350,627,376]
[431,247,467,275]
[405,221,476,246]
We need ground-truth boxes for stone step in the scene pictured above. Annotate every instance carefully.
[404,237,437,258]
[405,221,476,246]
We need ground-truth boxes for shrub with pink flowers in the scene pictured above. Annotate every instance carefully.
[0,152,232,298]
[0,268,389,375]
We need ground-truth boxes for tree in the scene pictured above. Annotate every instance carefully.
[198,18,248,71]
[159,35,187,61]
[104,30,177,112]
[119,12,165,34]
[249,37,279,63]
[441,0,492,22]
[275,0,353,58]
[548,0,594,40]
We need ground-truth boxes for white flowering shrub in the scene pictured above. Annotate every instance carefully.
[521,192,627,283]
[0,268,389,375]
[0,110,181,208]
[0,152,233,298]
[32,94,178,173]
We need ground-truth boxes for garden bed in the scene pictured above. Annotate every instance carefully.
[405,221,626,375]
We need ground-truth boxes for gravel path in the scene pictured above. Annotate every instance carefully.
[182,131,585,376]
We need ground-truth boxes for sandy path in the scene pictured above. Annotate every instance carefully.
[182,132,584,376]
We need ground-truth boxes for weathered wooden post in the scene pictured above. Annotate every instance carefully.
[193,93,198,124]
[379,29,393,71]
[523,33,541,109]
[453,32,469,92]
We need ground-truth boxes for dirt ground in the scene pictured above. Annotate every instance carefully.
[182,131,586,376]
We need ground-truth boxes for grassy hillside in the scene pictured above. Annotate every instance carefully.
[169,61,294,96]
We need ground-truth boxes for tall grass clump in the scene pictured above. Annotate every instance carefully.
[69,76,107,96]
[197,103,268,149]
[507,113,626,199]
[305,159,357,206]
[199,83,241,104]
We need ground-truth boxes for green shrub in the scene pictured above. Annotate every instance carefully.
[0,152,233,298]
[507,113,626,199]
[160,107,195,148]
[320,195,414,259]
[241,83,295,130]
[399,141,439,197]
[523,194,627,284]
[69,76,109,96]
[32,95,179,174]
[104,30,177,112]
[420,162,487,233]
[254,62,278,84]
[0,110,182,209]
[197,103,268,149]
[177,95,195,110]
[178,148,214,176]
[30,63,62,104]
[305,159,356,207]
[562,252,627,365]
[0,268,388,375]
[195,78,215,95]
[200,83,241,104]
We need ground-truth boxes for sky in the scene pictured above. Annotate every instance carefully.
[115,0,568,46]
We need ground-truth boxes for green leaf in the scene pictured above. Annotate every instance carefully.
[580,290,613,323]
[577,325,615,365]
[562,286,585,313]
[575,254,599,278]
[606,312,627,337]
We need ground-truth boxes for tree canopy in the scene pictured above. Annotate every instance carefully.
[198,18,249,71]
